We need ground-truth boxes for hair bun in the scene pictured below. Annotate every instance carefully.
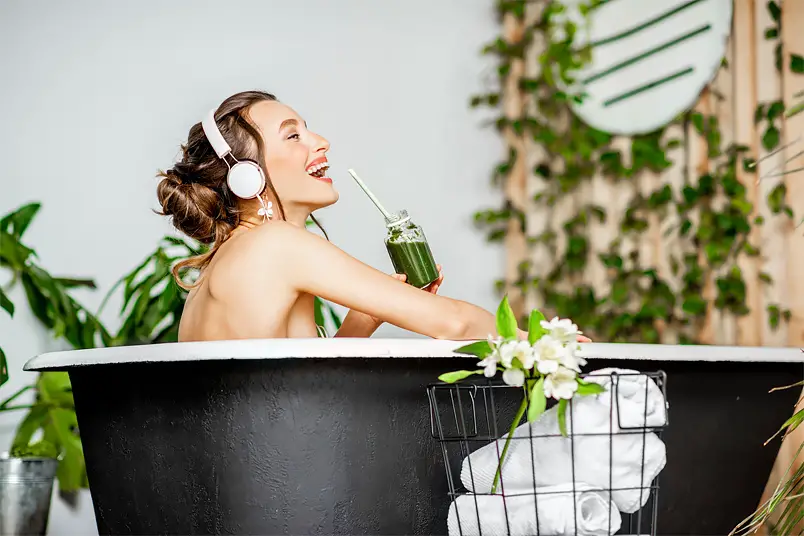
[156,168,230,244]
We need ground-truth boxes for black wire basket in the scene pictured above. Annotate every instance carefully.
[428,370,668,536]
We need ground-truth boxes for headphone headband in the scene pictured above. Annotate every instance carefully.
[201,109,232,158]
[199,106,269,214]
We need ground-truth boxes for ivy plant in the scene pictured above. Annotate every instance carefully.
[471,0,799,344]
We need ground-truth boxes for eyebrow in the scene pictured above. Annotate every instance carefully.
[278,118,308,132]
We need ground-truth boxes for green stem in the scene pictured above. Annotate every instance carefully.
[491,388,529,494]
[0,404,34,412]
[0,384,34,409]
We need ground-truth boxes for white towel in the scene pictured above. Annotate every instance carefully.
[447,483,621,536]
[461,368,667,513]
[583,368,667,428]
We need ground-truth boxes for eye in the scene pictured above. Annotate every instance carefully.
[287,133,300,141]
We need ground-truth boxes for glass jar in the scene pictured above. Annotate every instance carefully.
[384,210,439,289]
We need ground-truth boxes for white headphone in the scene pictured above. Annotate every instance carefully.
[201,109,273,219]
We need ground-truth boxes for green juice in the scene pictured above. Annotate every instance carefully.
[386,239,439,289]
[384,211,439,289]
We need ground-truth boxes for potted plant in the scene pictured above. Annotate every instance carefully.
[0,202,105,535]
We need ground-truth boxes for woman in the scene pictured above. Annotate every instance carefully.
[157,90,588,343]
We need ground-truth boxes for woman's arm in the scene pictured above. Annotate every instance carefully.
[334,309,382,338]
[334,270,444,338]
[262,222,499,340]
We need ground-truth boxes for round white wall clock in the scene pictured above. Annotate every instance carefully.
[556,0,733,135]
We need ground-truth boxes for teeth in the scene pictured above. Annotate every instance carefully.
[307,162,329,176]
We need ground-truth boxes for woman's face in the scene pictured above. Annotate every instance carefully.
[248,100,338,212]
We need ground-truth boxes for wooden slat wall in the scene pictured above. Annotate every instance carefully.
[509,0,804,348]
[503,2,804,527]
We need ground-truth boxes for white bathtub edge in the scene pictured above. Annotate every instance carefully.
[22,339,804,371]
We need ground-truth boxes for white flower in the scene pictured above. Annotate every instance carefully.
[540,317,582,344]
[533,335,567,375]
[544,366,579,400]
[498,340,537,370]
[560,343,587,373]
[487,335,504,351]
[477,355,499,378]
[257,201,274,219]
[502,368,525,387]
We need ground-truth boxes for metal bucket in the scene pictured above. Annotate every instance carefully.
[0,457,58,536]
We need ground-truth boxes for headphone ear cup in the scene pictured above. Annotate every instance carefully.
[227,161,266,200]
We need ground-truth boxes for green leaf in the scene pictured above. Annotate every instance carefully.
[557,399,568,437]
[791,54,804,74]
[0,202,41,240]
[0,347,7,387]
[453,340,493,358]
[767,101,785,120]
[327,303,343,330]
[0,230,36,270]
[527,378,546,423]
[52,278,97,290]
[528,309,547,344]
[763,125,781,151]
[765,27,778,39]
[496,295,518,339]
[768,183,787,214]
[11,405,49,451]
[0,286,14,317]
[313,297,326,332]
[577,379,606,396]
[767,0,780,22]
[438,370,483,383]
[755,104,767,125]
[39,372,74,409]
[690,112,705,135]
[682,295,708,316]
[48,408,84,492]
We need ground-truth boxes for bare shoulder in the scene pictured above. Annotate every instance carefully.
[205,222,323,297]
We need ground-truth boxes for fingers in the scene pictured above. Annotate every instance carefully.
[577,334,592,343]
[392,273,407,282]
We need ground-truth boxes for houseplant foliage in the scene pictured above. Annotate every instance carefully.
[472,0,800,343]
[439,295,603,493]
[0,202,103,495]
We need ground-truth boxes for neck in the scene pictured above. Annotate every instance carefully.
[236,199,312,231]
[281,203,313,228]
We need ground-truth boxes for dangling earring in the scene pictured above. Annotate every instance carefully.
[256,197,274,221]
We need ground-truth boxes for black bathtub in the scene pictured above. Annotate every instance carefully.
[24,339,804,535]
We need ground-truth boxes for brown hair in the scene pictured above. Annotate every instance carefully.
[156,90,325,288]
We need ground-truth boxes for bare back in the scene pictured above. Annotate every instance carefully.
[178,228,318,342]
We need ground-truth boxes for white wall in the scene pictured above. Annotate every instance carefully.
[0,1,502,533]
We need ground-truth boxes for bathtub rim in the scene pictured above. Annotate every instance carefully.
[22,338,804,371]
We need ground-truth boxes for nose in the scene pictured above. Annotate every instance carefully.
[312,132,330,154]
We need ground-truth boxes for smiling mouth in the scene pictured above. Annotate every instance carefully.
[306,161,331,182]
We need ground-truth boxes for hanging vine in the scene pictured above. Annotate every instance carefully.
[472,0,800,344]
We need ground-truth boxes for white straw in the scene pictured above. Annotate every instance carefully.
[347,169,392,220]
